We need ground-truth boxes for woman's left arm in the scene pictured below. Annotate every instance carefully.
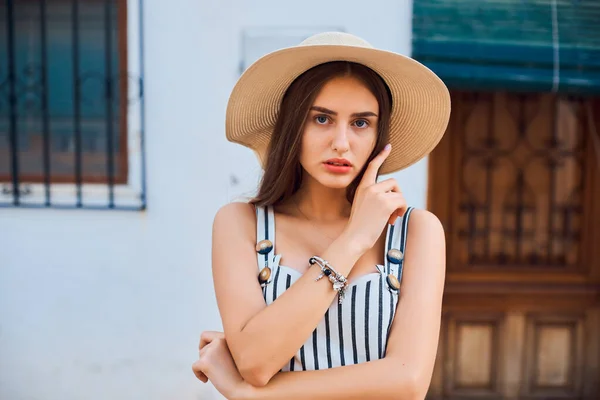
[196,209,446,400]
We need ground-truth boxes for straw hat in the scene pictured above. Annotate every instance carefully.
[225,32,450,175]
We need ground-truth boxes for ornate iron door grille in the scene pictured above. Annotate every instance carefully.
[453,92,592,270]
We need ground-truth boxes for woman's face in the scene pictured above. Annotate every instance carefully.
[299,75,379,189]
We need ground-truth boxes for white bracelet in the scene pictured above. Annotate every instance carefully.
[309,256,348,304]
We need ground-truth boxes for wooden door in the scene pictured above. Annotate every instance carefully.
[427,92,600,400]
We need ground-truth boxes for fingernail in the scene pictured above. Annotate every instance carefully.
[384,144,391,151]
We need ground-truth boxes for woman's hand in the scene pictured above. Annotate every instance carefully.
[192,331,251,399]
[345,144,407,252]
[192,330,222,383]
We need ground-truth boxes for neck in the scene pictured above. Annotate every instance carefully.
[293,176,352,222]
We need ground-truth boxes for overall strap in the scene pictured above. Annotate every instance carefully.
[383,218,398,276]
[255,205,277,285]
[384,207,414,291]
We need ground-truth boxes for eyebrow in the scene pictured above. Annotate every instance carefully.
[310,106,378,118]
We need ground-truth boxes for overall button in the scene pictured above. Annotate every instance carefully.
[386,274,400,291]
[256,239,273,254]
[387,249,403,264]
[258,267,272,284]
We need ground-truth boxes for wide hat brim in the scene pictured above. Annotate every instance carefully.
[226,33,451,175]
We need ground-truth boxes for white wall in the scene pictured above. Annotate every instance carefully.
[0,1,419,399]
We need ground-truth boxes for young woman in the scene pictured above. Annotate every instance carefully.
[192,32,451,400]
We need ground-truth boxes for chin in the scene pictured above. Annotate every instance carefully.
[314,173,356,189]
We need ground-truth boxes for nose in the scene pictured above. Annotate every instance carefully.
[331,124,349,154]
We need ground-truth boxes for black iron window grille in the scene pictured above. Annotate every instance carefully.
[0,0,145,210]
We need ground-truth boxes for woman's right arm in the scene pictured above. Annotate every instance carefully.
[211,201,366,387]
[212,144,405,387]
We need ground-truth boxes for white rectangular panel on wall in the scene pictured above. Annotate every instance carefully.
[239,27,344,73]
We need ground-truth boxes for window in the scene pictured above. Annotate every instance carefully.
[0,0,145,209]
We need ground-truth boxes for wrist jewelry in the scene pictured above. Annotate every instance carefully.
[309,256,348,304]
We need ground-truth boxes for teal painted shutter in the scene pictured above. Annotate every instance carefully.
[412,0,600,93]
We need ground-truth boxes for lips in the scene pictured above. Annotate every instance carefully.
[323,158,353,174]
[324,158,352,167]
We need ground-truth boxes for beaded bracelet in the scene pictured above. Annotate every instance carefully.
[309,256,348,304]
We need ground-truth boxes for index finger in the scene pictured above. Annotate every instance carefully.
[192,360,208,383]
[199,331,224,350]
[360,144,391,187]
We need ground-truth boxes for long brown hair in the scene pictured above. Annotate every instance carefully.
[250,61,393,207]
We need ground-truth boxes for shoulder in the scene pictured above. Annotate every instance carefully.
[403,209,446,279]
[406,208,444,233]
[212,202,257,240]
[214,201,256,225]
[405,208,445,248]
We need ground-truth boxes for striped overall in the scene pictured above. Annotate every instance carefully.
[256,205,414,371]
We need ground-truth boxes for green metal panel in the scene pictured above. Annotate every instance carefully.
[412,0,600,93]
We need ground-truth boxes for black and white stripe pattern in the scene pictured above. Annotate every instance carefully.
[255,206,414,370]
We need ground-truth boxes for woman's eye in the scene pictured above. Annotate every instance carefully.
[315,115,329,124]
[354,119,369,128]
